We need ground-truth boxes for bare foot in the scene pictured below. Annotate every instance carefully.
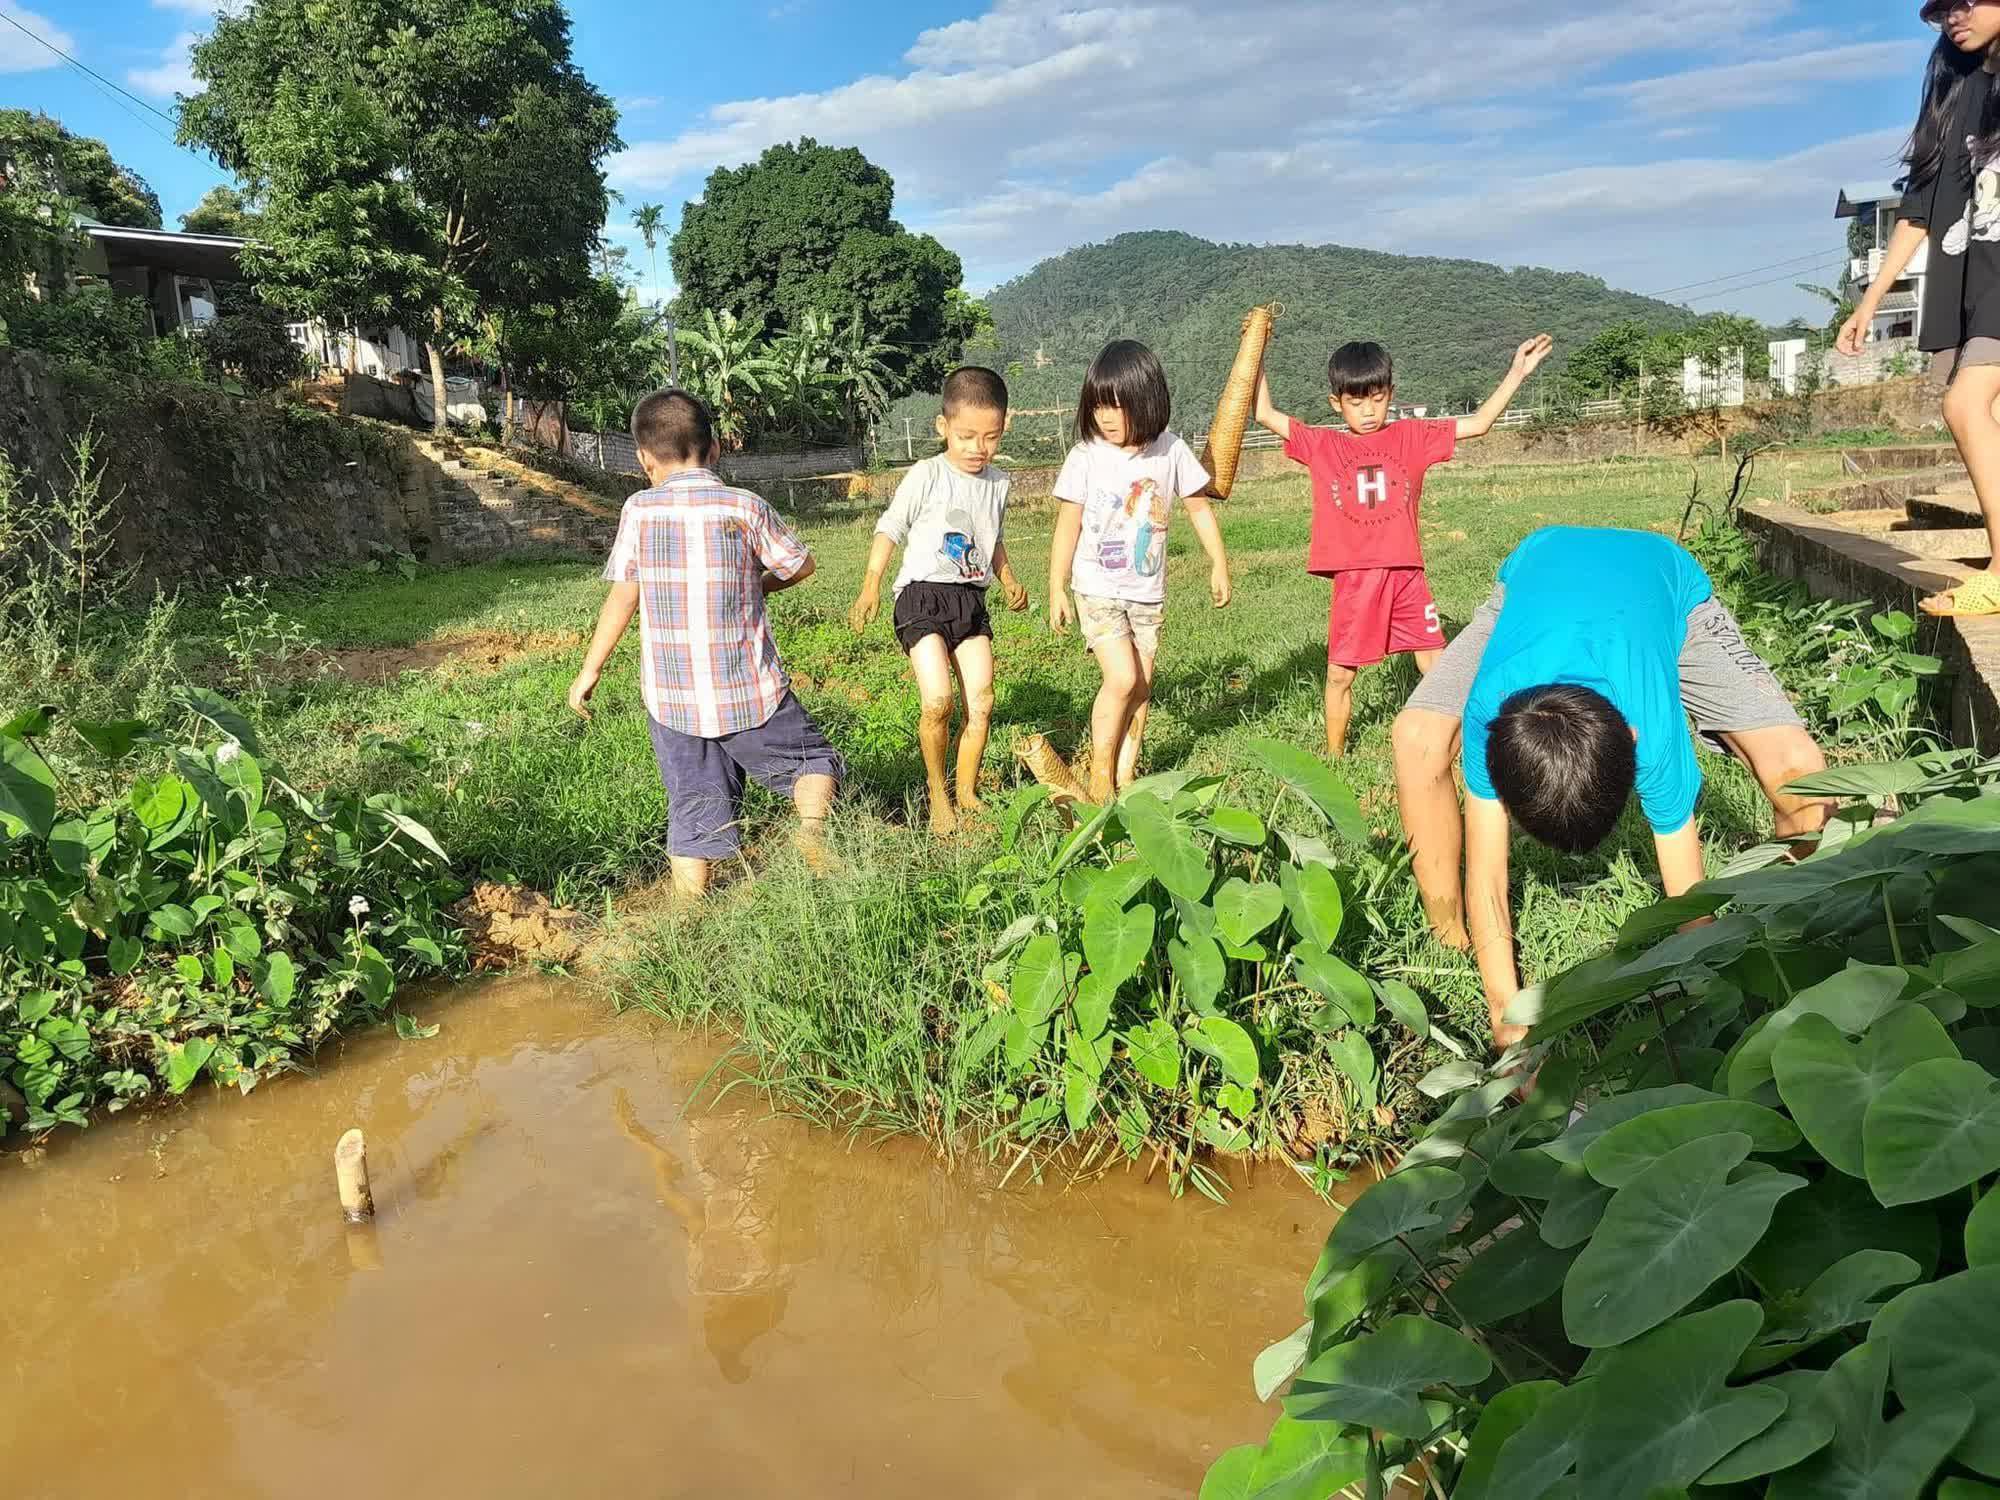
[1491,1022,1529,1051]
[795,824,840,876]
[1434,921,1472,953]
[1087,775,1116,807]
[929,800,960,838]
[956,792,987,816]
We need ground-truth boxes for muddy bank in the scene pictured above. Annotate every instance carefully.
[1,976,1329,1499]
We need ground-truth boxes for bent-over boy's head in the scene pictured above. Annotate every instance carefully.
[631,389,720,479]
[936,365,1009,476]
[1326,341,1395,437]
[1486,683,1637,854]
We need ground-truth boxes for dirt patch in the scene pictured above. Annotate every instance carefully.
[451,881,588,971]
[328,630,583,685]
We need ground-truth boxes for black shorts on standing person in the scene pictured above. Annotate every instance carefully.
[892,580,993,654]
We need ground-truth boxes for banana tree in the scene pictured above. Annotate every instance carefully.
[832,307,897,439]
[672,308,779,450]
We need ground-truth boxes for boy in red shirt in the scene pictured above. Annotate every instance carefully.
[1254,334,1553,756]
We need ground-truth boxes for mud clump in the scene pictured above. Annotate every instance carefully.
[452,882,588,971]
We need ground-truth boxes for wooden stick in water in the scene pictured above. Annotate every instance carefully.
[335,1128,375,1222]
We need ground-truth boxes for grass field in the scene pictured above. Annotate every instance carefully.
[148,442,1922,1161]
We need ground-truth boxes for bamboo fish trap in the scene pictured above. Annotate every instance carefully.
[1198,303,1282,499]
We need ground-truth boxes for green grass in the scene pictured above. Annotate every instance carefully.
[138,446,1909,1158]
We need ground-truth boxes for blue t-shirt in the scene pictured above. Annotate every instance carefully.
[1463,527,1714,835]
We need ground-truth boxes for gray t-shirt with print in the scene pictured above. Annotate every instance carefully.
[877,454,1011,595]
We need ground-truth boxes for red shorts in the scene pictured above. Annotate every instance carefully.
[1327,567,1443,668]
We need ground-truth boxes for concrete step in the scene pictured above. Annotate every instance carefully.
[1795,469,1967,514]
[1883,526,1993,561]
[1842,443,1965,475]
[1909,492,1984,527]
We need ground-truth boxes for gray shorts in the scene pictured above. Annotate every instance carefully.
[648,693,845,860]
[1930,336,2000,390]
[1405,584,1802,755]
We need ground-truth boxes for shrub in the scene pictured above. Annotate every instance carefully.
[1206,761,2000,1499]
[193,301,309,392]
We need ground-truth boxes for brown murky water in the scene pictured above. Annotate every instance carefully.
[1,977,1339,1499]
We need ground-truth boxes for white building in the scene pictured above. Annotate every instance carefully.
[1836,183,1928,345]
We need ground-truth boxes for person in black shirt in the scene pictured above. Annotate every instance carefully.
[1845,0,2000,616]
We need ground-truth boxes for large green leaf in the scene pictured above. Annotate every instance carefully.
[1220,1417,1367,1500]
[1874,1267,2000,1476]
[1940,1483,2000,1500]
[1540,1160,1615,1248]
[1702,1370,1834,1485]
[1294,944,1374,1028]
[1741,1250,1922,1376]
[1730,964,1915,1098]
[1448,1225,1577,1324]
[1968,1186,2000,1267]
[1011,934,1070,1028]
[1252,1321,1312,1403]
[1123,1018,1180,1090]
[178,686,262,754]
[1482,1377,1594,1500]
[1775,1009,1958,1178]
[1543,1084,1720,1164]
[1082,900,1154,990]
[1245,737,1367,844]
[0,731,57,839]
[1617,891,1732,950]
[1451,1381,1562,1500]
[1167,933,1225,1015]
[1326,1166,1462,1268]
[1613,912,1762,986]
[1198,1447,1259,1500]
[1122,791,1213,902]
[1283,1314,1491,1437]
[1072,973,1117,1043]
[1768,1341,1973,1500]
[1862,1058,2000,1207]
[1582,1101,1799,1188]
[162,1037,216,1094]
[1205,806,1268,847]
[1744,1171,1941,1294]
[1328,1031,1377,1115]
[1577,1301,1788,1496]
[1563,1133,1806,1347]
[1212,878,1285,947]
[1187,1016,1259,1089]
[73,718,150,761]
[1374,978,1429,1039]
[1278,861,1344,948]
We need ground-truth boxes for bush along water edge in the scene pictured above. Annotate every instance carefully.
[0,691,462,1135]
[1203,751,2000,1499]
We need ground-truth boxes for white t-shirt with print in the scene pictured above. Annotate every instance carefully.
[1053,433,1211,605]
[876,454,1010,596]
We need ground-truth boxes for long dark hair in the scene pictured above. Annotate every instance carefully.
[1906,33,2000,187]
[1074,339,1171,449]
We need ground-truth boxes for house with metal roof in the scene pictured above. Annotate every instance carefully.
[1836,183,1927,344]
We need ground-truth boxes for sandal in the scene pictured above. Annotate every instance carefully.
[1920,572,2000,618]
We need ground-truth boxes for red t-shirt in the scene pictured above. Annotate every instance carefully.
[1285,418,1457,575]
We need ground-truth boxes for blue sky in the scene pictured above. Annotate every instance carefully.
[0,0,1935,323]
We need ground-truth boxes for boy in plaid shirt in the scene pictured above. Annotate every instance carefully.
[568,390,843,898]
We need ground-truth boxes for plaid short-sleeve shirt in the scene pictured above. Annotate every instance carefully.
[602,469,811,738]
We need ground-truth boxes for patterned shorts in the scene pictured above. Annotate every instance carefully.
[1075,593,1165,656]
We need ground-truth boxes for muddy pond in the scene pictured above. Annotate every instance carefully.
[3,977,1341,1498]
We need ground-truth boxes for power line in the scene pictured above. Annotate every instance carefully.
[1643,248,1839,301]
[1681,258,1846,306]
[0,9,187,133]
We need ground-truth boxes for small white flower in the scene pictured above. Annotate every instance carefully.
[216,741,242,764]
[349,896,371,918]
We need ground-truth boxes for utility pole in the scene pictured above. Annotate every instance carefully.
[904,417,914,460]
[665,315,680,389]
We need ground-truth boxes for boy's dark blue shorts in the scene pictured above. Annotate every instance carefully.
[647,693,845,860]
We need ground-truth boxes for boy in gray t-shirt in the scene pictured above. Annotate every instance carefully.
[851,367,1028,835]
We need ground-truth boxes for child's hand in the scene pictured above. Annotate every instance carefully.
[1050,591,1076,636]
[1511,334,1554,379]
[1003,573,1030,612]
[1835,310,1868,358]
[1209,563,1232,610]
[848,586,881,634]
[567,665,601,721]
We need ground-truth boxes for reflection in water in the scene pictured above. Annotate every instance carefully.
[1,976,1324,1499]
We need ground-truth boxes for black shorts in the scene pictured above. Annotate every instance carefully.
[893,581,993,654]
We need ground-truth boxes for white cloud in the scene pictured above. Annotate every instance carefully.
[618,95,663,112]
[608,0,1903,319]
[1597,39,1923,119]
[127,30,199,98]
[0,2,75,73]
[149,0,247,14]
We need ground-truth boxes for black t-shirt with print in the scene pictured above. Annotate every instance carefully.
[1904,81,2000,351]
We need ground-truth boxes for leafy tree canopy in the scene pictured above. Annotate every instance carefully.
[180,184,262,238]
[669,138,967,395]
[179,0,620,428]
[0,110,161,234]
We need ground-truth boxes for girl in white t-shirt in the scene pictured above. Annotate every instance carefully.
[1049,339,1233,804]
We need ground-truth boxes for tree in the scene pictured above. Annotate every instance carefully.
[0,112,163,230]
[180,0,620,432]
[832,308,896,435]
[669,138,966,396]
[633,201,665,305]
[180,184,261,238]
[672,307,779,450]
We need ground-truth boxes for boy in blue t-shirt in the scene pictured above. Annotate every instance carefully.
[1392,527,1831,1049]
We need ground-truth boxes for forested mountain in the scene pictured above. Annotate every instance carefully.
[882,231,1701,460]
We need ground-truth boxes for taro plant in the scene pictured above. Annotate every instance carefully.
[958,742,1453,1199]
[1,690,462,1134]
[1205,771,2000,1498]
